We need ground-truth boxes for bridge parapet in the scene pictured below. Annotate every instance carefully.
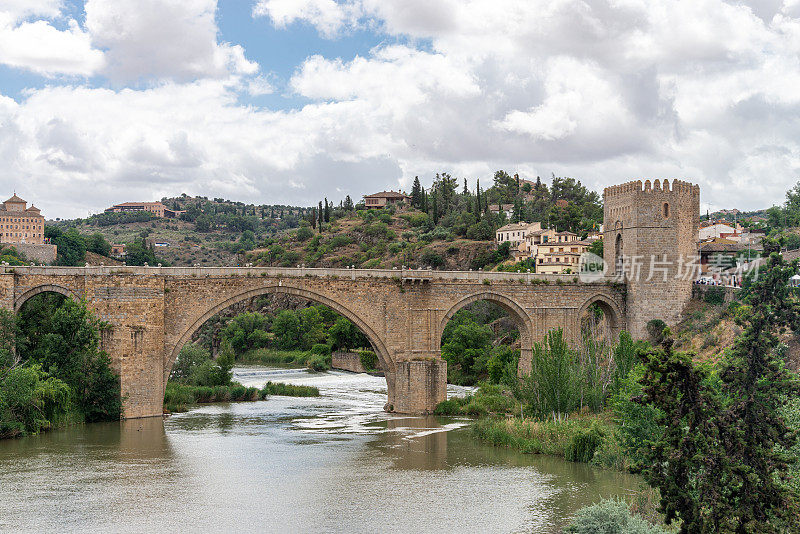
[0,265,616,285]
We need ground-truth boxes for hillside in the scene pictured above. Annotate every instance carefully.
[244,207,500,270]
[49,174,606,268]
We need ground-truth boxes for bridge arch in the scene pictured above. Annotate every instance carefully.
[440,291,532,336]
[439,291,533,376]
[14,284,77,312]
[166,284,396,386]
[577,293,625,341]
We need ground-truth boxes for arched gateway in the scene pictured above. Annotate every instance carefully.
[0,265,628,418]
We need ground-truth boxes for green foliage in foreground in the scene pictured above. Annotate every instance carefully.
[169,343,233,387]
[1,295,122,438]
[0,365,71,439]
[565,499,668,534]
[433,384,520,417]
[635,247,800,532]
[260,381,319,397]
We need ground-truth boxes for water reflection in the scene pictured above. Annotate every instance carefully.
[0,368,643,533]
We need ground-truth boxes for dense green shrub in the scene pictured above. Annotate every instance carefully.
[310,343,331,356]
[295,226,313,242]
[703,286,726,305]
[0,365,71,438]
[306,353,332,371]
[358,350,378,371]
[420,249,445,269]
[564,499,667,534]
[565,423,605,462]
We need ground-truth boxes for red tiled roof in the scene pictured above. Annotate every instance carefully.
[364,191,409,199]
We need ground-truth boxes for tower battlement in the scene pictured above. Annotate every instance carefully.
[604,179,700,200]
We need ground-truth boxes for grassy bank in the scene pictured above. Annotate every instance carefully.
[471,412,613,462]
[238,348,332,371]
[164,380,320,413]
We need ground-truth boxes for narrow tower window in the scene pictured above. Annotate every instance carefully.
[663,202,670,218]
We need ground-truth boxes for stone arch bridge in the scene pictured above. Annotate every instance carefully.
[0,266,625,418]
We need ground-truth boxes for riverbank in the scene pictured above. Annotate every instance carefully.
[164,380,319,413]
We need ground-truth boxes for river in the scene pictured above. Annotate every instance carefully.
[0,367,643,533]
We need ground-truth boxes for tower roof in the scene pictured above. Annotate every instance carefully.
[4,193,25,204]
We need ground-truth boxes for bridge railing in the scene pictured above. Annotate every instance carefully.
[0,265,614,284]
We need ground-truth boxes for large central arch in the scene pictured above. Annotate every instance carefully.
[165,284,396,392]
[439,291,533,376]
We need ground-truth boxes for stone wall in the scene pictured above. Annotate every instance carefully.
[332,352,369,373]
[4,242,57,264]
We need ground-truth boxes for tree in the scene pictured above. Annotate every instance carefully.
[636,246,800,532]
[463,178,469,195]
[587,239,603,258]
[272,310,301,349]
[716,248,800,529]
[324,198,330,223]
[85,233,111,257]
[17,295,121,423]
[441,321,494,385]
[344,195,354,211]
[411,176,422,209]
[475,180,482,219]
[221,312,270,355]
[512,197,522,223]
[318,201,323,228]
[125,239,166,266]
[46,226,86,266]
[328,317,368,351]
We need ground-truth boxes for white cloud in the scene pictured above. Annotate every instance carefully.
[0,0,63,23]
[0,18,104,76]
[0,1,104,77]
[85,0,258,83]
[4,0,800,216]
[252,0,359,38]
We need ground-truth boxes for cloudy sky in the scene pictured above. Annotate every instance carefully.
[1,0,799,218]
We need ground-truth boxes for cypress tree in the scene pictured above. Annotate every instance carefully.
[411,176,422,209]
[463,178,468,195]
[324,198,330,223]
[475,180,482,219]
[432,193,439,225]
[318,201,323,228]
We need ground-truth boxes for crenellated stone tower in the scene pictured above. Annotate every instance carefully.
[603,179,700,339]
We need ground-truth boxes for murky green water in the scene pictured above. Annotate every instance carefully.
[0,368,642,533]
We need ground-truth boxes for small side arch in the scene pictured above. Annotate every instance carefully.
[14,284,77,312]
[577,293,625,340]
[165,284,395,385]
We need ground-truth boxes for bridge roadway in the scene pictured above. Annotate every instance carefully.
[0,265,626,418]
